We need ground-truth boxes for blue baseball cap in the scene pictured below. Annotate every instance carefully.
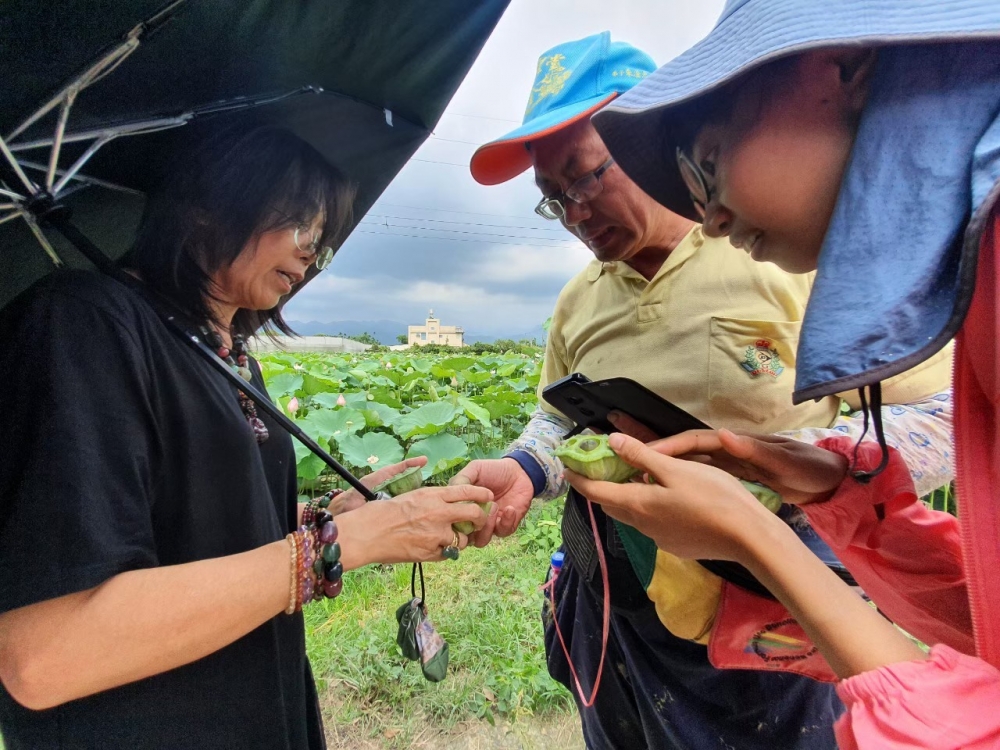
[470,32,656,186]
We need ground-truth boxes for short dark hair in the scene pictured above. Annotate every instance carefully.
[123,125,355,338]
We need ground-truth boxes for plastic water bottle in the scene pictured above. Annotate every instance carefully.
[550,550,565,577]
[545,550,565,622]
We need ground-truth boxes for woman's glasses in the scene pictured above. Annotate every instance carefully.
[675,147,712,220]
[294,225,334,270]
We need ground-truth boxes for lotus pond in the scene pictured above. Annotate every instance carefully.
[259,348,575,746]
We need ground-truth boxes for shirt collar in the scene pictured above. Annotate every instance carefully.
[585,225,703,283]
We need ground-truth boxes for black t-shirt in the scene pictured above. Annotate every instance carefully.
[0,271,325,750]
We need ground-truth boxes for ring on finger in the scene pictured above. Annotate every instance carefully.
[442,531,461,561]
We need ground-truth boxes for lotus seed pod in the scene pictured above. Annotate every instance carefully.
[552,434,640,483]
[452,501,492,535]
[740,480,783,513]
[372,465,424,497]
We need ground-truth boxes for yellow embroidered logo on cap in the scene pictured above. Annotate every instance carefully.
[525,53,572,115]
[741,339,784,378]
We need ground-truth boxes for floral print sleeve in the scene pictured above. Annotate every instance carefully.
[505,406,575,500]
[781,390,954,498]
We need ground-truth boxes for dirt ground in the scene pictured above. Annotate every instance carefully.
[325,711,585,750]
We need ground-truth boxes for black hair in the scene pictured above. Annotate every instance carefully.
[122,124,355,339]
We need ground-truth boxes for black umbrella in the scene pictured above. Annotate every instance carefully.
[0,0,510,497]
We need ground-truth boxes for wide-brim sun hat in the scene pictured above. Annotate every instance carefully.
[592,0,1000,222]
[593,0,1000,405]
[470,31,656,186]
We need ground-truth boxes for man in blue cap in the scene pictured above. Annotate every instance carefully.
[456,31,953,749]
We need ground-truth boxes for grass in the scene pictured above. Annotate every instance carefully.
[304,500,574,748]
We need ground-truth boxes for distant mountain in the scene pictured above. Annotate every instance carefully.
[285,320,548,346]
[464,324,548,345]
[285,320,408,344]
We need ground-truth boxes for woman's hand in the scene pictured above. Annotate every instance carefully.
[338,456,430,512]
[336,483,494,568]
[649,429,849,505]
[563,433,779,563]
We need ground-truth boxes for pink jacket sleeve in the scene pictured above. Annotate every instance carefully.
[835,645,1000,749]
[802,437,974,654]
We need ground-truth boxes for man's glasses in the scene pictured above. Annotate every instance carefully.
[294,225,334,270]
[534,157,616,220]
[675,147,712,219]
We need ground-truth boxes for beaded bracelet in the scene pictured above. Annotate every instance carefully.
[284,506,346,614]
[284,533,299,615]
[302,488,345,527]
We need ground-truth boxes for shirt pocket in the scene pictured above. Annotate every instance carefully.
[707,317,803,430]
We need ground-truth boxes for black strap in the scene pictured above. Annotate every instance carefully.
[561,490,656,613]
[851,383,891,483]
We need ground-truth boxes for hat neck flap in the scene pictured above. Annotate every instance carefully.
[793,41,1000,404]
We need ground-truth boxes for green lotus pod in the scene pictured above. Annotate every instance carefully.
[552,434,640,483]
[452,501,492,535]
[373,465,424,497]
[740,480,782,513]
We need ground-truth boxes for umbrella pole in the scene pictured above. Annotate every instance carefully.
[40,209,380,502]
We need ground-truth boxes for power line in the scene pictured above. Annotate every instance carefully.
[428,135,483,146]
[408,157,470,168]
[366,213,568,234]
[443,111,520,124]
[372,201,550,223]
[353,229,580,251]
[358,219,578,244]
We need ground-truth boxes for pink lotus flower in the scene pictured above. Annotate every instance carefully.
[287,397,299,413]
[336,394,347,407]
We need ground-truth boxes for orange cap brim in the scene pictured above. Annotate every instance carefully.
[469,94,618,186]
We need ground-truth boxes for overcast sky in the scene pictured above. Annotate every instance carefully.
[284,0,726,335]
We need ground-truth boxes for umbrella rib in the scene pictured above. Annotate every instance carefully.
[6,37,140,143]
[5,0,186,143]
[0,133,38,196]
[19,212,64,267]
[46,95,77,192]
[19,160,144,197]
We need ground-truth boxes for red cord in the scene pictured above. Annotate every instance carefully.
[540,498,611,708]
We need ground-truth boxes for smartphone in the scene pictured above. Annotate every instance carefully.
[541,372,708,437]
[542,372,858,592]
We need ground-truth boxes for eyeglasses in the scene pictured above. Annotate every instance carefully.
[293,225,334,270]
[534,157,616,220]
[675,147,712,219]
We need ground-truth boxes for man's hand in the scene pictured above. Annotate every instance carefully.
[650,429,849,505]
[450,458,535,547]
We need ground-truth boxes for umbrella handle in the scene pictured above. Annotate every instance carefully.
[41,210,378,502]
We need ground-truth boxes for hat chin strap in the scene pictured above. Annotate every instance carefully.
[851,383,891,483]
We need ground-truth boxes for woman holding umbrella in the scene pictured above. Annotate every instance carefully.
[0,125,491,749]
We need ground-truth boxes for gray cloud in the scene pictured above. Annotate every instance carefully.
[284,0,726,335]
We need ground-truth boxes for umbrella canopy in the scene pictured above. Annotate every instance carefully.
[0,0,510,309]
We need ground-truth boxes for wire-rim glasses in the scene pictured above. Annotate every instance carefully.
[294,225,334,270]
[675,147,712,220]
[534,157,616,220]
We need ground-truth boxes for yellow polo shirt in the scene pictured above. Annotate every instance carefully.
[540,226,842,431]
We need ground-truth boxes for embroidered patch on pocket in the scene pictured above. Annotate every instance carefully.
[741,339,785,378]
